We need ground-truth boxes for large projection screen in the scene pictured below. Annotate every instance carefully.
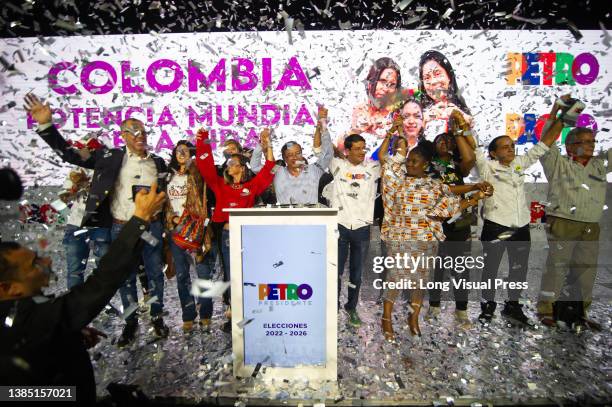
[0,30,610,185]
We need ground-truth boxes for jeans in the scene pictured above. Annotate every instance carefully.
[337,224,370,311]
[429,228,471,311]
[480,220,530,303]
[111,221,165,321]
[220,228,231,305]
[170,238,216,322]
[62,225,111,289]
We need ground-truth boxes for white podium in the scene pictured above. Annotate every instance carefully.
[224,207,338,382]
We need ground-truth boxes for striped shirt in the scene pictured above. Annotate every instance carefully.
[540,145,611,223]
[381,158,461,242]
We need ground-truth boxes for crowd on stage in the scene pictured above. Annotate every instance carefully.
[1,52,610,403]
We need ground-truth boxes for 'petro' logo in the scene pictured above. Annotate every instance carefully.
[258,284,313,300]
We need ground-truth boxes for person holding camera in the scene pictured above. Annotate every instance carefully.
[25,94,170,347]
[536,95,612,330]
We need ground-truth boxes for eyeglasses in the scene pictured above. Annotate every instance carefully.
[176,148,191,156]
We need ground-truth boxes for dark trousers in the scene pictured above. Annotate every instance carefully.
[211,222,230,306]
[480,219,530,303]
[112,221,165,322]
[337,224,370,311]
[428,228,471,311]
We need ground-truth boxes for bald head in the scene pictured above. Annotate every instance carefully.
[120,119,147,156]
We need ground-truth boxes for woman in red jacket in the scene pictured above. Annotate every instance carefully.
[196,128,276,329]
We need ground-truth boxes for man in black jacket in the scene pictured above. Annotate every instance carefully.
[25,94,170,346]
[0,183,166,405]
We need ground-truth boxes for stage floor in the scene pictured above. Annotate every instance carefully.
[1,190,611,406]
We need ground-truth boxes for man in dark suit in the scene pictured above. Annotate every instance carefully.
[25,94,170,347]
[0,183,166,405]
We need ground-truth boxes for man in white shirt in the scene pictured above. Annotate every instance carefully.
[474,111,561,326]
[25,94,169,347]
[324,134,380,326]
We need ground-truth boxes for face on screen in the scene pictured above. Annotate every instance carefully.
[401,102,424,140]
[422,59,451,102]
[373,68,398,100]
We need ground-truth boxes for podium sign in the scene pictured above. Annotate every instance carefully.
[226,208,338,381]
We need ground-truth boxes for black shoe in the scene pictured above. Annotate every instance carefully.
[222,319,232,333]
[501,301,534,327]
[152,317,169,338]
[478,301,496,325]
[117,320,138,348]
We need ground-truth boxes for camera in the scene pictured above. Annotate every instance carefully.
[559,98,585,127]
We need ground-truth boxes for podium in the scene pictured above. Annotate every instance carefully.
[224,207,338,381]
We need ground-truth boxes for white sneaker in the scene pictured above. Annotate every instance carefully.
[424,306,441,321]
[455,310,472,329]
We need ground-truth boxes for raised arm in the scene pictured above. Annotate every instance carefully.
[449,110,476,176]
[539,96,566,148]
[379,114,404,165]
[260,128,275,162]
[313,107,333,170]
[41,183,166,331]
[25,94,97,169]
[249,159,276,197]
[195,129,222,194]
[249,142,264,174]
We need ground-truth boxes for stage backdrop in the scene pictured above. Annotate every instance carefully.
[0,30,610,185]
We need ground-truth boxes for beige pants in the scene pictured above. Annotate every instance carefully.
[536,216,600,316]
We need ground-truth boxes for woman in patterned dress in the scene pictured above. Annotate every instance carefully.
[378,129,487,341]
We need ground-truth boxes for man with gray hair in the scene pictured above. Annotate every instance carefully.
[250,106,333,204]
[25,94,170,347]
[536,96,612,329]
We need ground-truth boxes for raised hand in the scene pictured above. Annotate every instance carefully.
[392,113,404,137]
[551,93,572,117]
[317,105,328,121]
[260,128,271,149]
[449,109,469,135]
[24,93,52,125]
